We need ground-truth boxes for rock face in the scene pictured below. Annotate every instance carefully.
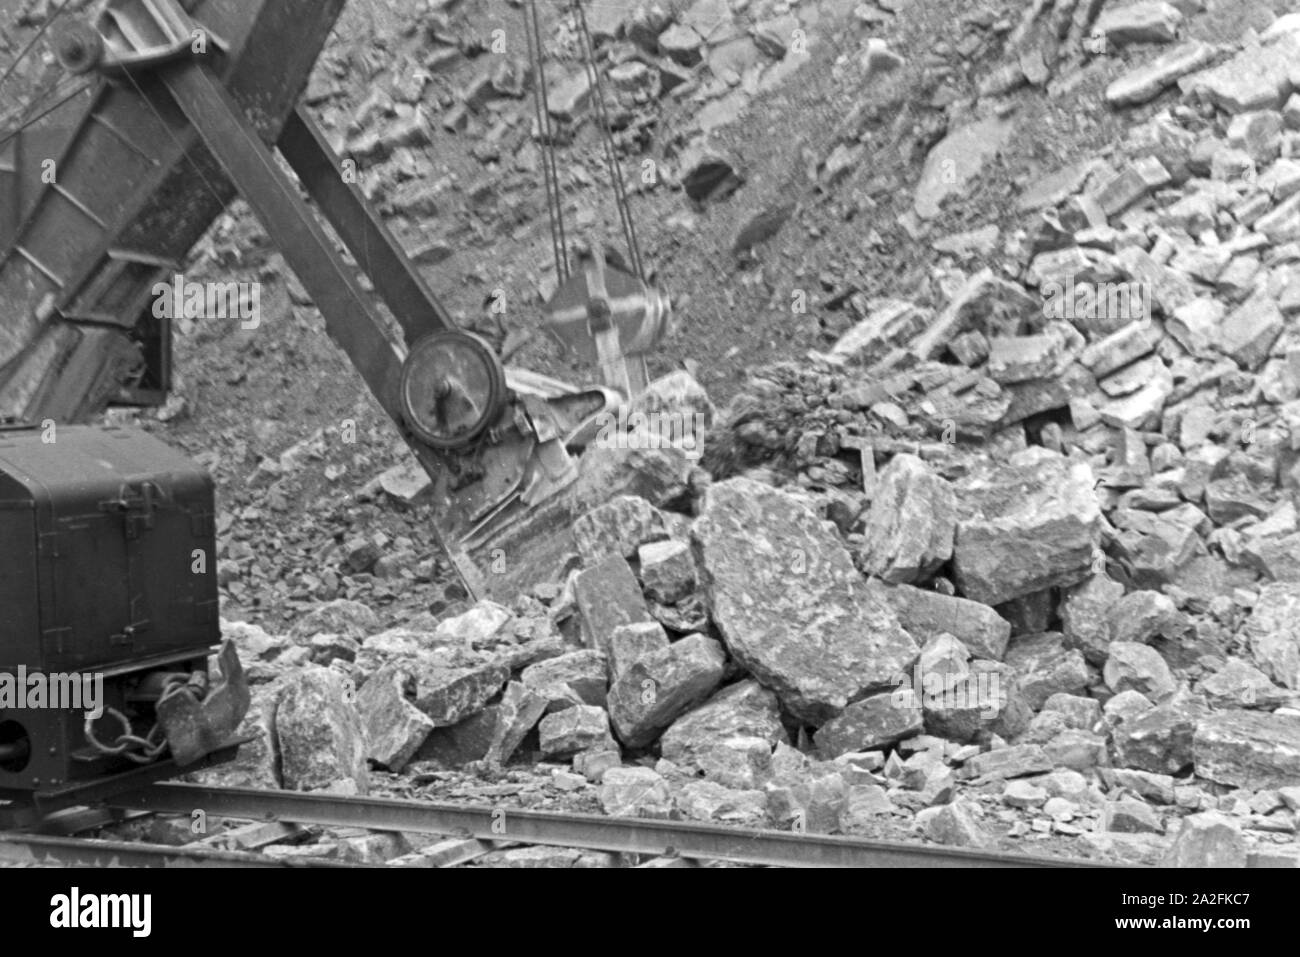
[858,453,957,584]
[952,450,1102,606]
[275,667,368,793]
[606,633,727,747]
[693,478,919,723]
[1193,710,1300,789]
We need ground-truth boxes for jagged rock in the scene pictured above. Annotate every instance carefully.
[1112,691,1207,773]
[660,680,786,777]
[288,599,379,642]
[521,649,608,711]
[858,454,957,584]
[275,667,368,793]
[868,580,1011,661]
[1005,633,1091,710]
[538,705,616,758]
[1201,658,1290,708]
[915,118,1015,219]
[1107,590,1187,645]
[607,633,727,747]
[1183,32,1300,113]
[1061,574,1125,665]
[637,538,696,603]
[408,656,510,727]
[912,268,1040,360]
[675,780,768,825]
[693,478,919,723]
[964,744,1053,781]
[813,690,924,758]
[841,784,895,827]
[191,683,279,789]
[356,664,434,772]
[417,707,498,766]
[1193,710,1300,789]
[916,799,990,848]
[766,770,849,833]
[1161,811,1247,867]
[606,621,670,683]
[598,766,675,818]
[952,450,1102,606]
[1104,799,1164,833]
[923,661,1031,743]
[1113,768,1177,804]
[485,680,548,765]
[572,495,668,566]
[574,555,655,656]
[1104,642,1177,700]
[1003,779,1048,809]
[1106,40,1216,106]
[1092,157,1172,216]
[1244,583,1300,689]
[432,600,513,645]
[1042,693,1103,730]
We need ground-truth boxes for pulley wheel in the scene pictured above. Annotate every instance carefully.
[51,20,104,75]
[400,330,507,449]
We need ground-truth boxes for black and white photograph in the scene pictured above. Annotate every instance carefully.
[0,0,1291,933]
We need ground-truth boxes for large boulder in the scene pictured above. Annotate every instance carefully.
[858,454,957,584]
[606,634,727,748]
[274,667,368,793]
[1243,583,1300,689]
[356,664,435,772]
[693,478,919,723]
[1193,710,1300,789]
[952,449,1102,606]
[659,680,787,775]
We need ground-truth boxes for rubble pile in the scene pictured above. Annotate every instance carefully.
[180,3,1300,867]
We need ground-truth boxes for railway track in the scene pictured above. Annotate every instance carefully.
[0,782,1116,869]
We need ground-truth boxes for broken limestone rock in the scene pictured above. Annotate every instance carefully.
[275,667,369,794]
[1193,710,1300,789]
[1161,811,1248,867]
[868,580,1011,661]
[813,690,924,758]
[637,538,696,603]
[1243,583,1300,689]
[521,649,608,710]
[660,680,786,776]
[288,599,379,642]
[675,780,768,825]
[693,478,919,723]
[598,766,675,818]
[485,680,548,765]
[409,656,510,727]
[607,633,727,748]
[1112,691,1208,774]
[356,664,435,773]
[572,495,668,566]
[573,555,655,657]
[858,454,957,584]
[538,705,616,758]
[1104,641,1177,700]
[916,799,990,848]
[1061,574,1126,665]
[952,449,1102,607]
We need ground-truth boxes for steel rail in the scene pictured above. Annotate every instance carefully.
[110,783,1120,868]
[0,832,358,868]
